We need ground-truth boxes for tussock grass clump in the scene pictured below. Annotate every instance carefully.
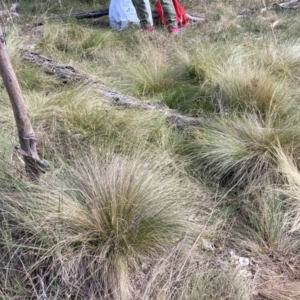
[183,114,300,190]
[0,152,196,299]
[22,86,183,158]
[276,150,300,235]
[117,38,188,97]
[47,154,190,299]
[38,22,117,62]
[214,66,293,117]
[233,190,289,255]
[212,47,295,117]
[6,25,25,67]
[177,265,251,300]
[260,40,300,83]
[17,65,62,91]
[181,43,223,84]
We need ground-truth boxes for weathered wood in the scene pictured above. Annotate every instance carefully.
[21,21,45,33]
[271,0,300,9]
[0,27,50,179]
[21,49,202,129]
[24,8,206,27]
[73,9,109,19]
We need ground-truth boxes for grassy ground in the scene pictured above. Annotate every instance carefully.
[1,0,300,299]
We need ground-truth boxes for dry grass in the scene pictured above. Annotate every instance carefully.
[182,113,300,191]
[0,151,205,299]
[259,282,300,300]
[3,0,300,299]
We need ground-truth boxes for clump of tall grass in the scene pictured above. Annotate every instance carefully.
[259,40,300,83]
[5,25,25,67]
[228,151,300,296]
[275,149,300,236]
[37,22,117,63]
[177,264,251,300]
[232,190,290,255]
[0,151,197,299]
[22,86,184,159]
[182,114,300,190]
[115,37,189,97]
[180,43,224,84]
[171,41,297,117]
[212,46,296,118]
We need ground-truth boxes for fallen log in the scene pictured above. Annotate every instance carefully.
[24,8,206,27]
[73,9,109,19]
[21,49,202,129]
[271,0,300,9]
[72,9,206,24]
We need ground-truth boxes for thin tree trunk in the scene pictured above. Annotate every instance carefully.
[0,26,49,180]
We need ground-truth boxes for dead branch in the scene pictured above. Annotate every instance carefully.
[21,21,45,33]
[271,0,300,9]
[0,29,50,180]
[23,8,206,29]
[21,49,202,129]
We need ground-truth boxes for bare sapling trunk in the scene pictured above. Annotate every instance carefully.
[0,25,50,180]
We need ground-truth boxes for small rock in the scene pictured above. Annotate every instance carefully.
[239,257,250,266]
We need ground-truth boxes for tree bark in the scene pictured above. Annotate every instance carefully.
[0,26,50,180]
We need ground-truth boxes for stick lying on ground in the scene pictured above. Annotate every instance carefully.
[21,7,206,32]
[21,49,202,130]
[271,0,300,9]
[39,8,206,24]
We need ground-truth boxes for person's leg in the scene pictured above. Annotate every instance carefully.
[159,0,177,29]
[131,0,153,29]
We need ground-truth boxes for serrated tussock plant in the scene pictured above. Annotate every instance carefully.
[212,49,295,117]
[5,25,25,69]
[0,151,197,299]
[38,22,117,62]
[233,190,289,255]
[177,42,224,84]
[115,38,188,96]
[183,114,300,190]
[18,86,183,158]
[276,149,300,236]
[259,40,300,83]
[35,153,193,299]
[176,264,251,300]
